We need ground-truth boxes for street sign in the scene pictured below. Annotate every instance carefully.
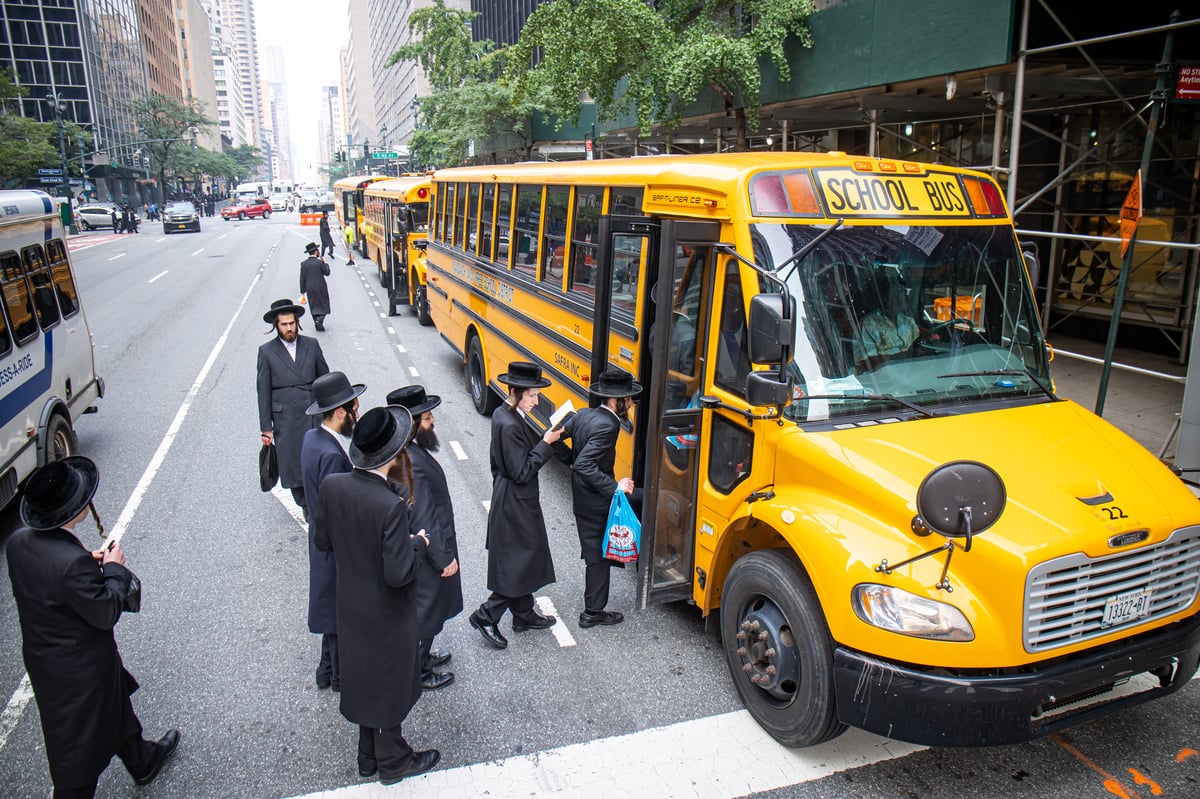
[1119,169,1142,257]
[38,168,63,176]
[39,177,61,185]
[371,151,399,159]
[1174,62,1200,104]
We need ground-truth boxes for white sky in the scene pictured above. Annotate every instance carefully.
[254,0,348,184]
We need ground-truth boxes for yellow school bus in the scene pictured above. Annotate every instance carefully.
[363,176,433,321]
[425,153,1200,748]
[333,175,387,257]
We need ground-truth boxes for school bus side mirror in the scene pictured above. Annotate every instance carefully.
[748,294,793,365]
[745,371,790,407]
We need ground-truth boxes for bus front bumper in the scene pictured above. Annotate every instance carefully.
[831,613,1200,747]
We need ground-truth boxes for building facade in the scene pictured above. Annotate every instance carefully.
[176,0,221,152]
[137,0,183,97]
[342,0,376,154]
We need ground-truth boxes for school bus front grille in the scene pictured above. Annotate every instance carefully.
[1024,527,1200,653]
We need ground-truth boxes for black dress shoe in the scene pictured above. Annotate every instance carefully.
[421,670,455,690]
[427,649,451,669]
[469,610,508,649]
[133,729,181,786]
[512,612,556,632]
[379,749,440,784]
[358,758,377,778]
[579,610,624,628]
[315,674,331,690]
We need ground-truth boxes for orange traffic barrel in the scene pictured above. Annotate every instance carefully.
[300,213,322,226]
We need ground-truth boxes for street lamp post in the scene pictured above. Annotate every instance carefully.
[188,126,199,199]
[409,99,420,172]
[44,92,76,232]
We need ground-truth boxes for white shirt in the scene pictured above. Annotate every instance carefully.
[321,422,351,456]
[281,337,298,361]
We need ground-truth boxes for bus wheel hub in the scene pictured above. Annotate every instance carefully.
[736,599,800,702]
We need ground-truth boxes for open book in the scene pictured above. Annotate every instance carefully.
[550,399,575,430]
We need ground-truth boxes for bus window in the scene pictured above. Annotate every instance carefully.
[410,198,429,234]
[22,245,61,330]
[611,188,644,216]
[709,415,753,493]
[713,261,750,396]
[514,185,541,277]
[45,241,78,318]
[0,266,12,358]
[610,235,642,317]
[453,183,468,249]
[667,245,707,388]
[435,183,448,241]
[541,186,569,286]
[480,184,495,260]
[0,252,37,345]
[466,183,481,254]
[496,185,513,268]
[568,188,602,297]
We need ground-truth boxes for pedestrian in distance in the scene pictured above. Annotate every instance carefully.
[468,362,564,649]
[110,207,120,233]
[301,372,367,693]
[314,404,441,785]
[343,222,357,265]
[5,457,181,798]
[387,385,461,690]
[319,211,337,259]
[300,242,332,332]
[257,298,330,515]
[556,368,641,628]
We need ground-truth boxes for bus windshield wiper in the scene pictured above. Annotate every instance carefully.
[935,369,1056,400]
[799,393,939,419]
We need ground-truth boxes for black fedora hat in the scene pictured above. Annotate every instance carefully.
[498,361,551,389]
[263,298,305,323]
[306,371,367,416]
[589,367,642,399]
[304,242,319,255]
[20,456,99,531]
[386,385,441,416]
[349,405,414,469]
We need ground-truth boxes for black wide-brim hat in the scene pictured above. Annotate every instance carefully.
[304,242,319,254]
[263,297,306,323]
[20,456,99,531]
[307,371,367,415]
[349,405,414,470]
[386,385,441,416]
[589,367,642,398]
[498,361,551,389]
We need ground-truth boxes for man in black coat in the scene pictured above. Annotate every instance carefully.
[387,385,462,690]
[558,368,641,628]
[257,298,329,513]
[468,362,564,650]
[319,211,337,258]
[314,405,440,785]
[299,242,332,331]
[5,457,180,798]
[301,372,366,692]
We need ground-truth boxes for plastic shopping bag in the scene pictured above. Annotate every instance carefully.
[601,490,641,563]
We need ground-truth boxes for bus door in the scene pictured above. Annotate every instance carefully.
[637,219,721,607]
[384,199,409,306]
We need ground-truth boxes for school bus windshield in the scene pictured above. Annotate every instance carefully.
[748,221,1049,421]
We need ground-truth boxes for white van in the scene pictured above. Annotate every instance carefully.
[0,190,104,507]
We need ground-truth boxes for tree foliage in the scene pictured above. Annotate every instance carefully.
[509,0,815,150]
[0,68,93,188]
[224,144,263,181]
[130,93,214,191]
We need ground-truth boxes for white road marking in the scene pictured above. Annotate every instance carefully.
[408,366,419,377]
[191,247,204,256]
[386,326,395,335]
[449,441,467,460]
[368,291,375,297]
[284,711,923,799]
[148,270,169,283]
[535,596,575,648]
[271,484,307,528]
[219,234,227,240]
[155,237,167,243]
[0,675,32,753]
[379,313,387,318]
[108,253,126,261]
[373,301,380,307]
[395,344,406,354]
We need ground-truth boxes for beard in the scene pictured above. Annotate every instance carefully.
[415,425,439,451]
[337,413,356,437]
[278,327,298,342]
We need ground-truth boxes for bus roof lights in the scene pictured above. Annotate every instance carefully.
[963,177,1007,217]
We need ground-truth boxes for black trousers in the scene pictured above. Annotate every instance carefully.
[53,731,156,799]
[358,724,414,778]
[317,633,339,687]
[478,592,538,625]
[321,241,335,257]
[584,560,614,613]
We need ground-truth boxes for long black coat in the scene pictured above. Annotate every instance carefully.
[319,215,335,246]
[561,406,623,565]
[485,405,556,596]
[257,335,328,488]
[5,527,141,787]
[299,256,331,317]
[315,469,424,728]
[408,443,464,640]
[300,426,352,634]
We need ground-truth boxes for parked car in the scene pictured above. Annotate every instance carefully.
[298,192,335,213]
[77,202,137,231]
[221,197,272,220]
[162,201,201,234]
[267,193,293,212]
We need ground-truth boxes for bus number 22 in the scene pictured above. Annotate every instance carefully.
[1102,505,1129,520]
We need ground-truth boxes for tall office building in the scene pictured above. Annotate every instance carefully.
[138,0,184,97]
[176,0,221,152]
[199,0,249,146]
[222,0,262,157]
[343,0,376,152]
[469,0,540,47]
[262,45,293,185]
[317,84,344,167]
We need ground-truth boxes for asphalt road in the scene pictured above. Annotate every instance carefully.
[0,212,1198,799]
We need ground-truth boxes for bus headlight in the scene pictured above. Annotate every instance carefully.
[851,583,974,641]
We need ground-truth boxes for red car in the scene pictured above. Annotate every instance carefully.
[221,197,272,220]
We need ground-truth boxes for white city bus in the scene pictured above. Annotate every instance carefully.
[0,191,104,507]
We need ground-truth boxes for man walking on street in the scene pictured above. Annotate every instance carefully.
[314,405,441,785]
[319,211,337,259]
[558,368,641,628]
[300,242,332,332]
[6,457,181,798]
[387,385,461,690]
[301,372,366,693]
[257,298,329,515]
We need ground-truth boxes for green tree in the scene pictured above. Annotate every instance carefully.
[0,68,93,188]
[225,143,263,183]
[130,93,213,193]
[509,0,815,151]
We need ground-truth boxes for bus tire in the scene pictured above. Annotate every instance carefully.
[415,284,432,327]
[721,549,846,748]
[43,414,77,465]
[466,336,500,415]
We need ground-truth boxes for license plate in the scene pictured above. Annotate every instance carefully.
[1101,587,1153,627]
